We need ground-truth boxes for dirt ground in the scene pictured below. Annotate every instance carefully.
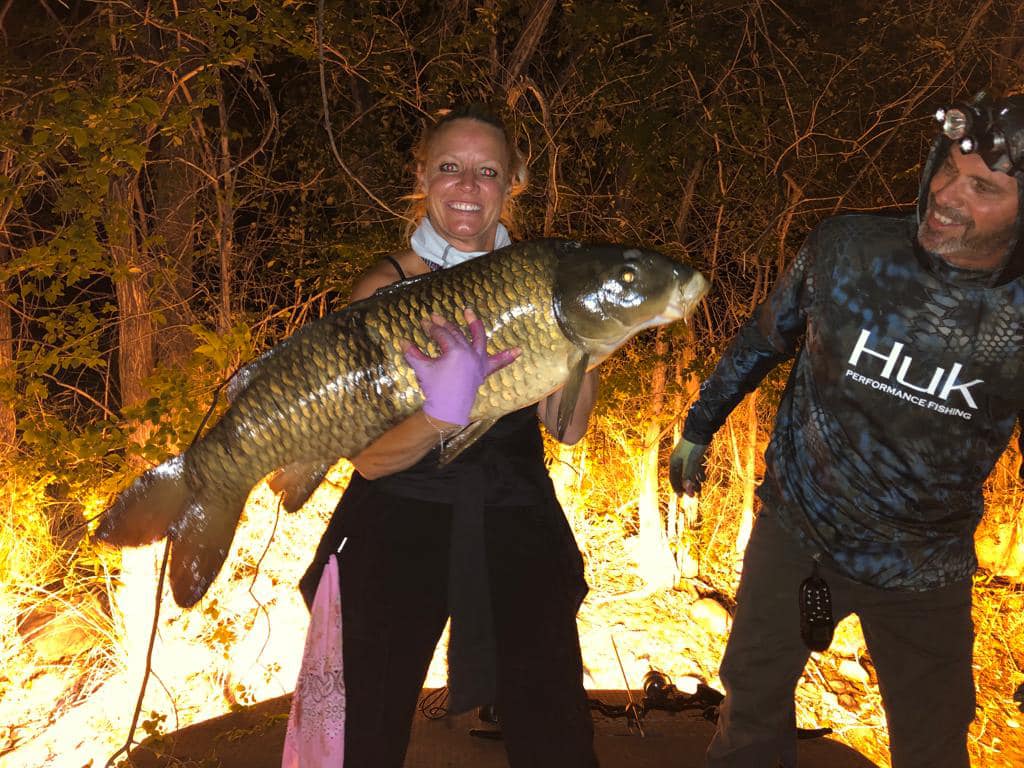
[127,689,880,768]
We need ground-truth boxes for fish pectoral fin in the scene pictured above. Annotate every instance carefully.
[438,418,498,466]
[267,460,333,513]
[556,350,591,441]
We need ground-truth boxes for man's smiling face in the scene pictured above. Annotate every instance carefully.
[918,147,1019,271]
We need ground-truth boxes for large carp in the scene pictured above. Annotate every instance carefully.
[95,239,709,606]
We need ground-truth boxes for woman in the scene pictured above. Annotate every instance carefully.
[297,104,600,767]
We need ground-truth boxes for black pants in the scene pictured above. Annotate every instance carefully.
[708,514,975,768]
[304,484,598,768]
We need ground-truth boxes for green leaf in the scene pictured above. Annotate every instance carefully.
[121,143,146,171]
[70,127,89,149]
[136,96,162,117]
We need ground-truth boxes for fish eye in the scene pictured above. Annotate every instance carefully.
[620,266,637,284]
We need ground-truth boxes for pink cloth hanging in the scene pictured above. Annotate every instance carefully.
[282,554,345,767]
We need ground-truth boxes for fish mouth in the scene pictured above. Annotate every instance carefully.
[662,270,710,323]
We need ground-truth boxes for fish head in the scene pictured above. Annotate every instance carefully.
[552,241,709,354]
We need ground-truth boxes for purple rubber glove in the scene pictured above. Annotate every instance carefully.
[403,308,519,426]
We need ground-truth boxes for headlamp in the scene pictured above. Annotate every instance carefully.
[935,92,1024,176]
[935,107,970,140]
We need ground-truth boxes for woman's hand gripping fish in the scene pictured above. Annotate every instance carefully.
[94,239,709,606]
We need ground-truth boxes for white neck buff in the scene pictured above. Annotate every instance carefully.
[410,217,512,268]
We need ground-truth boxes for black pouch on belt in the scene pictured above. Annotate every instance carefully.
[799,560,834,652]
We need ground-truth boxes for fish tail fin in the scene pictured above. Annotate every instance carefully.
[97,455,247,608]
[167,487,248,607]
[94,455,190,547]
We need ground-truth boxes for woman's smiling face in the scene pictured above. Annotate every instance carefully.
[418,118,511,253]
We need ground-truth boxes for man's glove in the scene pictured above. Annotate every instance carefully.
[669,438,709,497]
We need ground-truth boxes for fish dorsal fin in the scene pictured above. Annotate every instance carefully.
[225,345,279,402]
[439,418,498,466]
[225,359,260,402]
[556,350,591,441]
[267,460,333,513]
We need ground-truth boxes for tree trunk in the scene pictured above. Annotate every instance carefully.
[107,176,154,418]
[549,440,584,532]
[216,196,234,335]
[669,333,701,578]
[486,0,499,82]
[0,238,15,459]
[214,76,236,334]
[0,151,17,459]
[502,0,557,90]
[735,391,758,554]
[507,80,558,238]
[149,140,199,368]
[104,7,163,706]
[134,0,199,368]
[674,157,705,244]
[668,159,705,577]
[635,328,677,590]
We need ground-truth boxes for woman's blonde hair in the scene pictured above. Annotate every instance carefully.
[404,103,528,238]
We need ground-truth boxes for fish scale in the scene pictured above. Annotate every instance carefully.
[95,238,709,606]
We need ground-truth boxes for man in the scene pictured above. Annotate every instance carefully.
[670,92,1024,768]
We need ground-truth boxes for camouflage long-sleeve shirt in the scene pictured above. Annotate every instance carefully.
[684,213,1024,589]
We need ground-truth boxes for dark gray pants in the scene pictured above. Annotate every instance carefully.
[707,513,975,768]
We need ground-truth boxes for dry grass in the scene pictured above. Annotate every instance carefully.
[0,412,1022,767]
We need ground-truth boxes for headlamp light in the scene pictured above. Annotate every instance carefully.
[936,107,971,140]
[934,92,1024,176]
